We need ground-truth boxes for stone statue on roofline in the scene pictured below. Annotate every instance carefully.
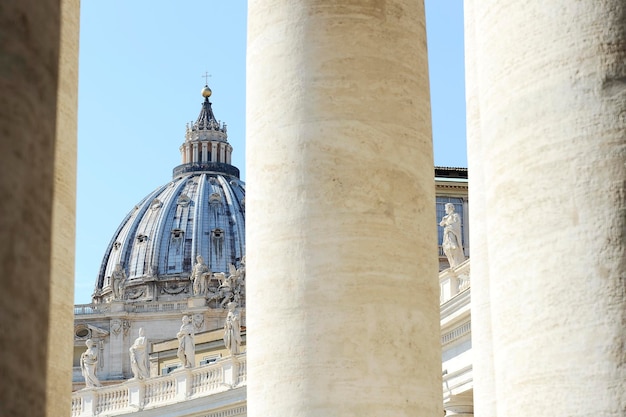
[177,315,195,368]
[439,203,466,268]
[223,302,242,356]
[80,339,101,388]
[111,263,127,300]
[129,328,149,380]
[191,255,210,296]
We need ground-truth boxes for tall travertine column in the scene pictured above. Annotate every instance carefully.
[0,1,79,416]
[47,0,79,415]
[463,0,496,415]
[247,1,441,416]
[470,1,626,415]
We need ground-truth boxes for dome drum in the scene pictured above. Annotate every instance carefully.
[173,162,240,178]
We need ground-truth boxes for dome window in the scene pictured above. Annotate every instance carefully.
[209,193,221,204]
[136,234,148,243]
[211,228,225,258]
[113,241,121,250]
[171,229,184,239]
[151,199,162,210]
[209,177,218,185]
[178,194,191,207]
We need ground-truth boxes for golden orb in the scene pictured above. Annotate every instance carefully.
[201,86,212,98]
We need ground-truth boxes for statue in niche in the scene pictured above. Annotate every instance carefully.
[80,339,102,388]
[129,328,150,380]
[223,302,242,356]
[111,263,127,300]
[191,255,210,296]
[176,315,195,368]
[440,203,466,268]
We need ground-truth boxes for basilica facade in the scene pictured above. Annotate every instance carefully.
[70,87,473,416]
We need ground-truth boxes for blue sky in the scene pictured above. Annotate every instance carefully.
[75,1,466,303]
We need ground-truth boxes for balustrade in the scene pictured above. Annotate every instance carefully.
[95,385,129,414]
[191,365,223,396]
[143,375,177,406]
[74,304,110,315]
[235,356,246,386]
[71,354,246,416]
[73,301,187,316]
[71,397,82,416]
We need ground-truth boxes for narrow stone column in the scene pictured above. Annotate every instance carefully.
[247,1,441,416]
[463,0,497,415]
[47,0,80,415]
[472,1,626,415]
[0,0,79,416]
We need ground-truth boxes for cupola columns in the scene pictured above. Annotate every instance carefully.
[180,88,231,166]
[468,1,626,415]
[246,1,441,416]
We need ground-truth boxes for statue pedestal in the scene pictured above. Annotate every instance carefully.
[188,296,206,308]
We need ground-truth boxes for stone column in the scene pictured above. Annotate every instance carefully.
[247,1,440,416]
[47,0,80,414]
[463,0,496,415]
[0,0,79,416]
[211,143,217,162]
[472,1,626,415]
[219,144,225,163]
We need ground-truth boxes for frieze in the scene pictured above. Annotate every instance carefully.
[161,281,188,295]
[126,287,145,300]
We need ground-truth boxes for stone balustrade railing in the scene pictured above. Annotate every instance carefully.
[74,304,110,315]
[74,301,188,316]
[439,259,470,304]
[72,354,246,416]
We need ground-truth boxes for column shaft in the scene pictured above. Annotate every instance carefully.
[473,1,626,415]
[464,0,497,415]
[246,1,441,415]
[0,0,79,415]
[47,0,79,415]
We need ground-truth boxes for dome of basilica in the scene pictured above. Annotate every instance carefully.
[92,86,245,305]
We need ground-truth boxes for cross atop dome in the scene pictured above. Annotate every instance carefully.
[201,71,211,85]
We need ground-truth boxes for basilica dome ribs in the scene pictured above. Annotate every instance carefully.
[93,86,245,307]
